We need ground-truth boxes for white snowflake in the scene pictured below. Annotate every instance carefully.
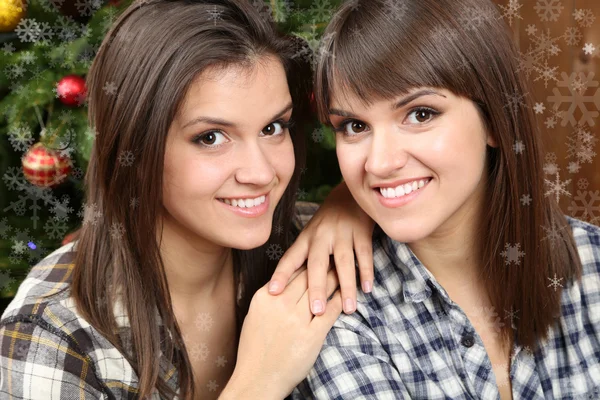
[543,161,559,175]
[15,18,41,43]
[74,0,101,17]
[308,0,332,22]
[206,5,223,25]
[297,188,308,200]
[206,380,219,392]
[383,0,408,21]
[518,29,561,88]
[577,9,595,28]
[534,0,564,22]
[272,0,293,23]
[189,342,209,362]
[547,273,563,291]
[103,81,118,96]
[499,0,523,26]
[504,308,519,330]
[194,312,214,332]
[513,140,525,154]
[583,43,596,55]
[118,150,135,167]
[544,172,571,203]
[11,240,27,255]
[566,125,597,164]
[534,102,546,114]
[547,72,600,127]
[109,222,125,240]
[266,243,284,260]
[8,125,34,152]
[567,190,600,224]
[130,197,140,209]
[215,355,228,367]
[541,221,568,244]
[563,27,582,46]
[459,4,496,31]
[567,161,581,174]
[500,243,525,266]
[80,202,103,226]
[467,306,505,338]
[520,194,532,206]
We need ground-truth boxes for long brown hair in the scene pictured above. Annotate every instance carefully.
[71,0,312,398]
[314,0,582,352]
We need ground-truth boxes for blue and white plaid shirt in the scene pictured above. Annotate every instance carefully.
[293,216,600,399]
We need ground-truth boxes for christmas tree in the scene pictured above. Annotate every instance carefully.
[0,0,342,301]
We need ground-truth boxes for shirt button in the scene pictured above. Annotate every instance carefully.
[461,334,475,348]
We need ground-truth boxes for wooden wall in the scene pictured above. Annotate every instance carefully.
[493,0,599,223]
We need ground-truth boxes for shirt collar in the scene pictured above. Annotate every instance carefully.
[375,225,453,305]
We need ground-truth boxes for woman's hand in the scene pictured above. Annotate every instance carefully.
[268,181,375,316]
[220,268,342,400]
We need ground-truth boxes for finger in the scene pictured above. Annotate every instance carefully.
[310,290,343,333]
[268,236,310,295]
[299,268,339,320]
[333,227,358,315]
[353,232,374,294]
[306,235,334,316]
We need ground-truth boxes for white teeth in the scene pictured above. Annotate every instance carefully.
[379,178,431,199]
[220,195,266,208]
[395,185,405,197]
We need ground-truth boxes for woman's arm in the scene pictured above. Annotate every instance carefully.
[269,181,376,316]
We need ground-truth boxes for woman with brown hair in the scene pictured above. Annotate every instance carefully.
[0,0,376,399]
[293,0,600,398]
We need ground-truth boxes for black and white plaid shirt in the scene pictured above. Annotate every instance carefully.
[0,202,319,399]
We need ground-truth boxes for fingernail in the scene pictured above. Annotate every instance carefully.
[362,280,372,293]
[312,300,323,314]
[268,281,280,293]
[344,298,355,313]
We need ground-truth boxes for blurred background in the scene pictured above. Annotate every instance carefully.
[0,0,598,310]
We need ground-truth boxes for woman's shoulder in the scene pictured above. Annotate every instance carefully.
[0,241,162,399]
[565,216,600,277]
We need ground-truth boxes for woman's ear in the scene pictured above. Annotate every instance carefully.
[486,132,499,148]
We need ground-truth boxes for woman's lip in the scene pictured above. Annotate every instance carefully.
[217,193,270,218]
[374,178,430,208]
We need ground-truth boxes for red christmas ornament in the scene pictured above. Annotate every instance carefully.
[57,75,87,107]
[21,143,72,187]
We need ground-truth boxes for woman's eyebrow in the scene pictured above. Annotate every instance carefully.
[329,90,447,117]
[182,102,294,129]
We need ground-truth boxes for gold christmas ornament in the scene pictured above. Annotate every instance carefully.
[0,0,26,32]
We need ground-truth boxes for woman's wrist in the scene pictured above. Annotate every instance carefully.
[219,372,283,400]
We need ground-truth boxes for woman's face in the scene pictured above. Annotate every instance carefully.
[330,87,497,243]
[162,56,295,250]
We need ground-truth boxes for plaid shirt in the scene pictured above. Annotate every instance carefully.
[293,216,600,400]
[0,202,319,400]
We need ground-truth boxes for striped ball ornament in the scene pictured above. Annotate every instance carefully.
[21,142,72,187]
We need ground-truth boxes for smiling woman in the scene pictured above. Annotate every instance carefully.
[294,0,600,399]
[0,1,379,399]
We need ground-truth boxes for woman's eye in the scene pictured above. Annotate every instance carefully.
[340,120,368,136]
[406,107,439,124]
[261,121,286,136]
[193,131,228,147]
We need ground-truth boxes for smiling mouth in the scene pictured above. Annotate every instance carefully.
[376,178,432,199]
[217,195,267,208]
